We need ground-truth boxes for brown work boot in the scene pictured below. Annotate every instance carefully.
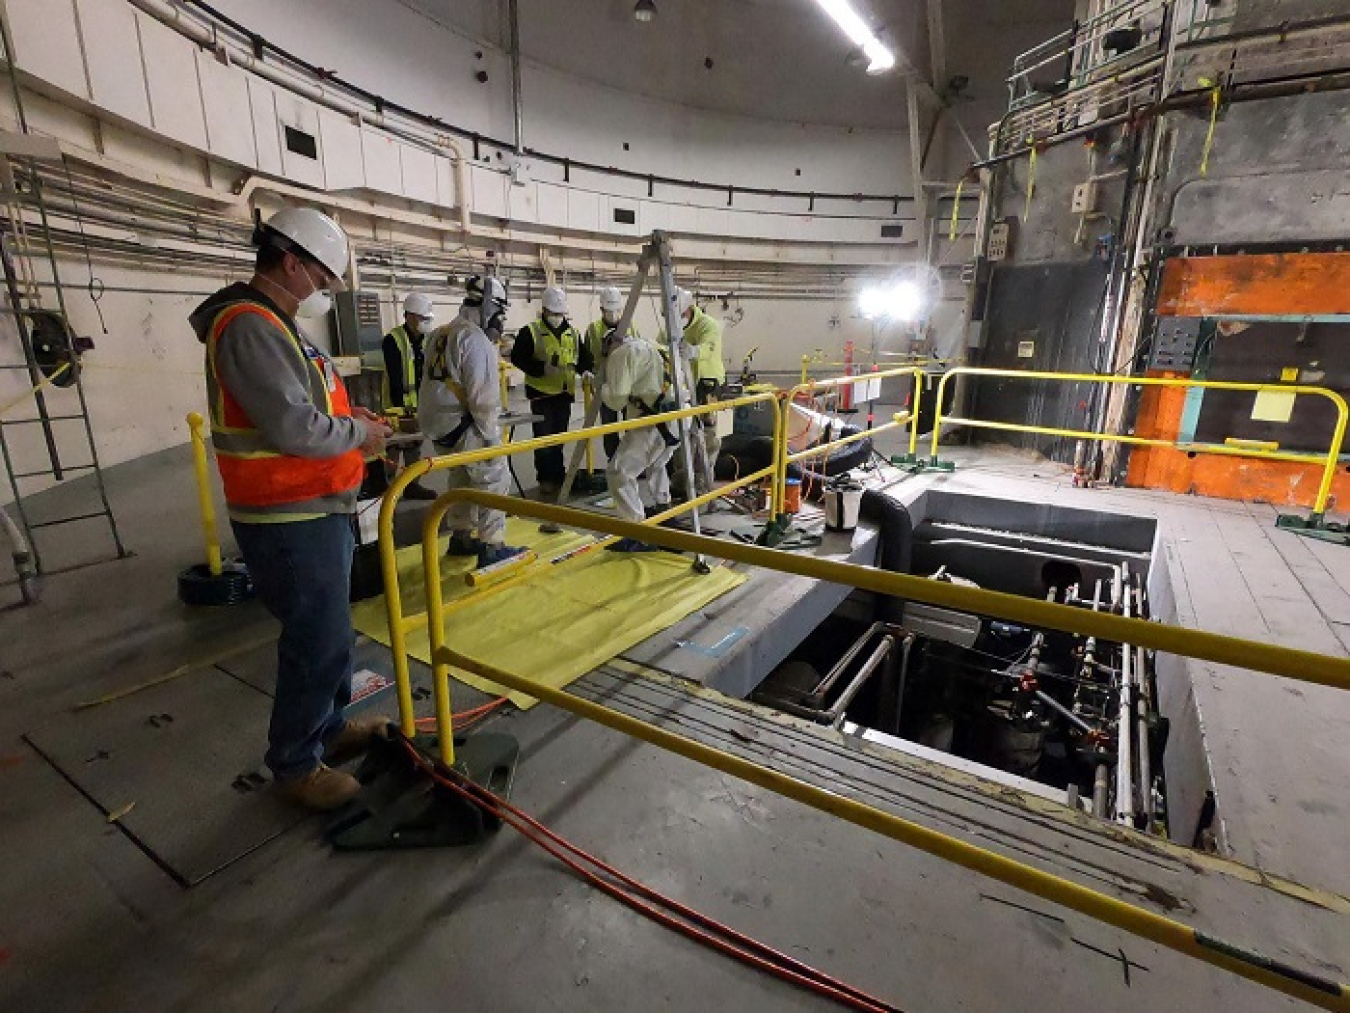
[275,764,360,811]
[323,715,396,766]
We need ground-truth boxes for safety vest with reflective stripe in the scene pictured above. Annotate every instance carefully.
[526,318,581,396]
[206,302,365,509]
[381,324,419,410]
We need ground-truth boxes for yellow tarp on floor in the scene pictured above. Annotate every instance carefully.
[353,518,746,709]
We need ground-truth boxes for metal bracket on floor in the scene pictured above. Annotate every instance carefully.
[921,456,958,473]
[1275,512,1350,546]
[325,731,519,850]
[887,453,927,474]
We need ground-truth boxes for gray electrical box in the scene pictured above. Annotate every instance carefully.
[334,290,385,365]
[1150,317,1201,372]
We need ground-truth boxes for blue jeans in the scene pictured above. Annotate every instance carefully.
[232,514,355,782]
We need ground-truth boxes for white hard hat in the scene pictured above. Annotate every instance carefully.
[403,292,434,318]
[260,207,349,283]
[599,286,623,313]
[674,287,695,317]
[542,286,569,315]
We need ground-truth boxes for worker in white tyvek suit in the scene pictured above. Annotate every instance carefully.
[600,326,678,553]
[418,277,526,568]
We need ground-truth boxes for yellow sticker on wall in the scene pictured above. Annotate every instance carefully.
[1280,367,1299,382]
[1252,390,1296,423]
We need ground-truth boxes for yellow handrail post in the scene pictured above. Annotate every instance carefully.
[380,461,431,738]
[583,375,595,475]
[800,355,810,386]
[1312,403,1349,521]
[928,369,956,466]
[908,370,924,460]
[186,412,222,578]
[421,496,457,767]
[499,362,511,444]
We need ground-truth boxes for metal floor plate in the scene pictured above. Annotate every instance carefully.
[24,668,307,886]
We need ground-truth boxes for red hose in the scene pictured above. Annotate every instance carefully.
[400,740,905,1013]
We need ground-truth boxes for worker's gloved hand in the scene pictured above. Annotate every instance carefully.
[543,362,565,380]
[680,343,698,361]
[580,371,595,385]
[358,415,393,457]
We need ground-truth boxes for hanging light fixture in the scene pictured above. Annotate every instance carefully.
[814,0,895,74]
[634,0,657,23]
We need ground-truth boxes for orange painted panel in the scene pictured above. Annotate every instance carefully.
[1126,380,1349,509]
[1126,446,1350,510]
[1157,252,1350,317]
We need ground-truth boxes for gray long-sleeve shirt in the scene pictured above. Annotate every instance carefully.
[190,282,364,518]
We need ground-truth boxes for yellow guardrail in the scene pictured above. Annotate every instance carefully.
[775,367,925,513]
[929,367,1350,521]
[378,389,783,737]
[416,491,1350,1013]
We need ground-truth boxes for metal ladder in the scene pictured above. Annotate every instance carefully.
[0,12,127,588]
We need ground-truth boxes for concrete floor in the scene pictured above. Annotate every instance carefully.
[2,424,1348,1012]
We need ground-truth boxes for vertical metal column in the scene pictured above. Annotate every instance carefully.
[652,232,709,573]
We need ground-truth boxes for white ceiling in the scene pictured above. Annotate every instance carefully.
[401,0,1076,130]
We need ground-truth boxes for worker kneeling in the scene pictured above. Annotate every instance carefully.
[418,277,526,568]
[601,326,678,553]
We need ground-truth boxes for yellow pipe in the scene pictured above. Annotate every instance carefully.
[928,368,1349,517]
[380,392,781,735]
[498,362,511,444]
[429,492,1350,693]
[439,644,1350,1013]
[800,355,810,386]
[185,412,222,578]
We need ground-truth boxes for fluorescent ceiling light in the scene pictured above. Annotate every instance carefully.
[814,0,895,74]
[634,0,656,22]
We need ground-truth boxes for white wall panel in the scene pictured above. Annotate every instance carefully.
[138,13,208,150]
[319,109,364,191]
[470,165,507,219]
[196,51,255,167]
[360,130,401,196]
[400,145,438,204]
[566,189,600,234]
[7,0,88,99]
[75,0,149,126]
[247,78,283,176]
[535,182,569,230]
[274,90,324,188]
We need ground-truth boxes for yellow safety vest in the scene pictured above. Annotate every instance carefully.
[586,318,641,367]
[381,324,420,410]
[684,306,726,385]
[527,318,581,396]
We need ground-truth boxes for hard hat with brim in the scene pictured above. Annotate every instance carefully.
[256,207,350,289]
